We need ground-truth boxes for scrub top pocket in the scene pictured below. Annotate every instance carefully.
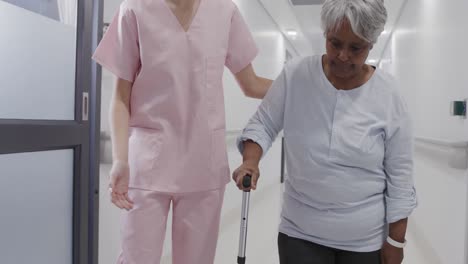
[128,128,165,188]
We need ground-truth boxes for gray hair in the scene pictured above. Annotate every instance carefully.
[321,0,387,44]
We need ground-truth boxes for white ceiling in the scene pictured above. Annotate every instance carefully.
[259,0,406,62]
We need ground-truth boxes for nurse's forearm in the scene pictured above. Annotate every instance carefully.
[234,64,273,99]
[253,76,273,99]
[110,78,132,163]
[242,140,263,165]
[239,76,272,99]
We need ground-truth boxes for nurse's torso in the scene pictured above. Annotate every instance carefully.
[127,0,234,192]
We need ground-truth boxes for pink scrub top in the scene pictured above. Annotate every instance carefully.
[93,0,258,193]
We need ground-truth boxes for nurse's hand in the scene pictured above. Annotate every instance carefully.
[232,161,260,191]
[109,161,134,210]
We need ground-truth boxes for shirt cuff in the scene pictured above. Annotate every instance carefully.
[385,187,418,223]
[236,130,271,159]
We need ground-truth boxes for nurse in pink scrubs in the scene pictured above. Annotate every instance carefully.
[93,0,272,263]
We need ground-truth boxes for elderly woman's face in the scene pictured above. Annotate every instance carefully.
[325,20,371,79]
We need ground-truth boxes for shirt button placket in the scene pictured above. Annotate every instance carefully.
[329,91,341,157]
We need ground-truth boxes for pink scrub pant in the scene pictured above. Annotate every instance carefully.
[116,187,226,264]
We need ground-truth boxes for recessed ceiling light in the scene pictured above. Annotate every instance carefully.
[290,0,325,5]
[286,30,298,37]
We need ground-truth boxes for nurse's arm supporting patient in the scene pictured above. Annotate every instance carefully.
[234,63,273,99]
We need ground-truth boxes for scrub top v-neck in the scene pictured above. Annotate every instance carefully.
[162,0,201,33]
[93,0,259,193]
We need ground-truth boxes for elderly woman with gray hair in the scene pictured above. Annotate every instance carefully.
[232,0,417,263]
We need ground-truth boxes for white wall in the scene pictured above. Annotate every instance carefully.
[380,0,468,263]
[382,0,468,142]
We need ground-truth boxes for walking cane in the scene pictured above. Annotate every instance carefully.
[237,174,252,264]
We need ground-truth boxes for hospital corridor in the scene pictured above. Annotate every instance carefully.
[1,0,468,264]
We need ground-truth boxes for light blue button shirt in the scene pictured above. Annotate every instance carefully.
[237,55,417,252]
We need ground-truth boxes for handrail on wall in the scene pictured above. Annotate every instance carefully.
[415,137,468,170]
[415,137,468,149]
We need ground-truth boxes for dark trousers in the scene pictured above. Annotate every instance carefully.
[278,233,381,264]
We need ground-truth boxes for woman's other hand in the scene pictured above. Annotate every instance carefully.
[109,160,134,210]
